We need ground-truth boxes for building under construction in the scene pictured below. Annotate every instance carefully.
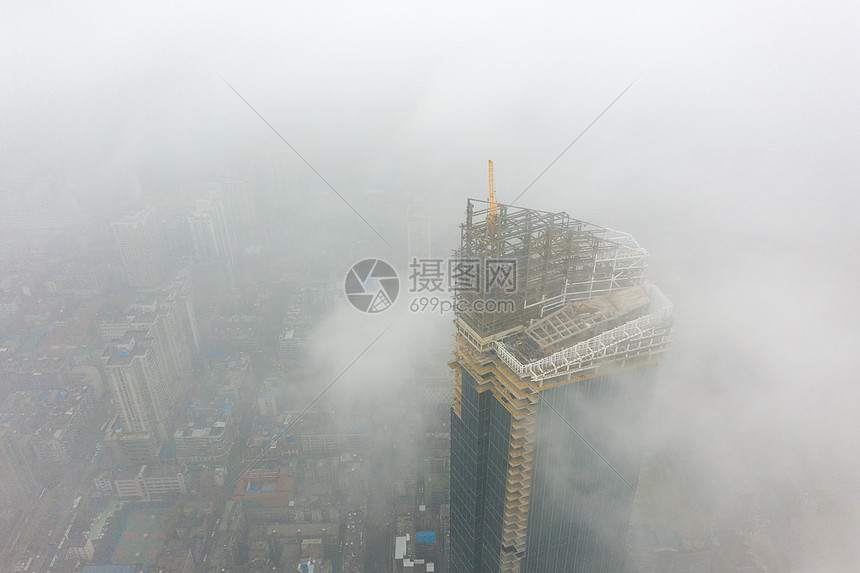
[449,198,673,572]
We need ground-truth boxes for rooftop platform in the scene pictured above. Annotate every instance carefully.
[453,199,672,386]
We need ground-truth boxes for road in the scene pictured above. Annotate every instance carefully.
[2,444,106,573]
[365,430,397,573]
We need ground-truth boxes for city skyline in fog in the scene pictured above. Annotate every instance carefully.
[2,1,859,571]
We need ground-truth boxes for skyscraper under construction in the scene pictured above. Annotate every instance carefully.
[449,199,673,572]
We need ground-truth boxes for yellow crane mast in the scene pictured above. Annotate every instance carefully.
[488,160,498,224]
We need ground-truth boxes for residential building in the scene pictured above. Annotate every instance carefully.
[102,333,174,441]
[110,206,168,288]
[188,188,239,293]
[407,200,432,263]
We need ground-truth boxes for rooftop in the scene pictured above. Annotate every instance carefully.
[102,333,151,366]
[453,199,673,385]
[454,199,649,338]
[506,285,651,362]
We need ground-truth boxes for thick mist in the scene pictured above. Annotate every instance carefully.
[3,1,859,570]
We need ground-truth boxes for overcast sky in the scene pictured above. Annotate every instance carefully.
[3,1,859,568]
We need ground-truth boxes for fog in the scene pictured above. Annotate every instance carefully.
[2,1,859,571]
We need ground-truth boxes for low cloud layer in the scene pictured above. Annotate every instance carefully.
[3,1,858,568]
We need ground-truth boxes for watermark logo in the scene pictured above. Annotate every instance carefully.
[344,258,400,313]
[344,257,518,315]
[408,258,517,295]
[409,296,516,315]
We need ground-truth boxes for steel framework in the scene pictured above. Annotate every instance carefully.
[455,199,649,338]
[494,282,672,385]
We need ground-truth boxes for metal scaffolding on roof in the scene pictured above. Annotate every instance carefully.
[454,199,650,339]
[495,282,673,385]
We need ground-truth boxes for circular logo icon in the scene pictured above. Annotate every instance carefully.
[344,258,399,313]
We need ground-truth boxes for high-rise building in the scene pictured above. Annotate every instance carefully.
[100,276,199,464]
[256,144,298,213]
[102,332,174,442]
[218,174,257,249]
[0,176,84,231]
[163,272,202,358]
[188,188,239,264]
[407,200,432,263]
[98,297,193,389]
[188,186,240,292]
[111,206,168,288]
[448,200,673,572]
[254,144,298,246]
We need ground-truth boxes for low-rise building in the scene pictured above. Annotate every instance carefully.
[93,472,113,493]
[232,464,293,521]
[54,272,103,296]
[300,432,367,455]
[174,420,231,463]
[105,418,158,466]
[0,292,21,317]
[30,385,95,465]
[257,388,278,417]
[114,464,188,498]
[66,538,95,562]
[154,541,196,573]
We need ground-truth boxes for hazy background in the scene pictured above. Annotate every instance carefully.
[3,0,859,569]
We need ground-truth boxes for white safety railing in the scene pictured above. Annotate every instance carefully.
[495,283,673,385]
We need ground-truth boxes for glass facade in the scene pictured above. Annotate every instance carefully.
[522,366,656,572]
[450,365,656,572]
[449,368,512,573]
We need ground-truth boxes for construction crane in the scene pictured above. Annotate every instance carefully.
[488,160,498,228]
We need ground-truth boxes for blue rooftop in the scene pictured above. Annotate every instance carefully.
[416,531,436,545]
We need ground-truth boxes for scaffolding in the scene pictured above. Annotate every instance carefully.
[455,199,649,339]
[494,282,673,385]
